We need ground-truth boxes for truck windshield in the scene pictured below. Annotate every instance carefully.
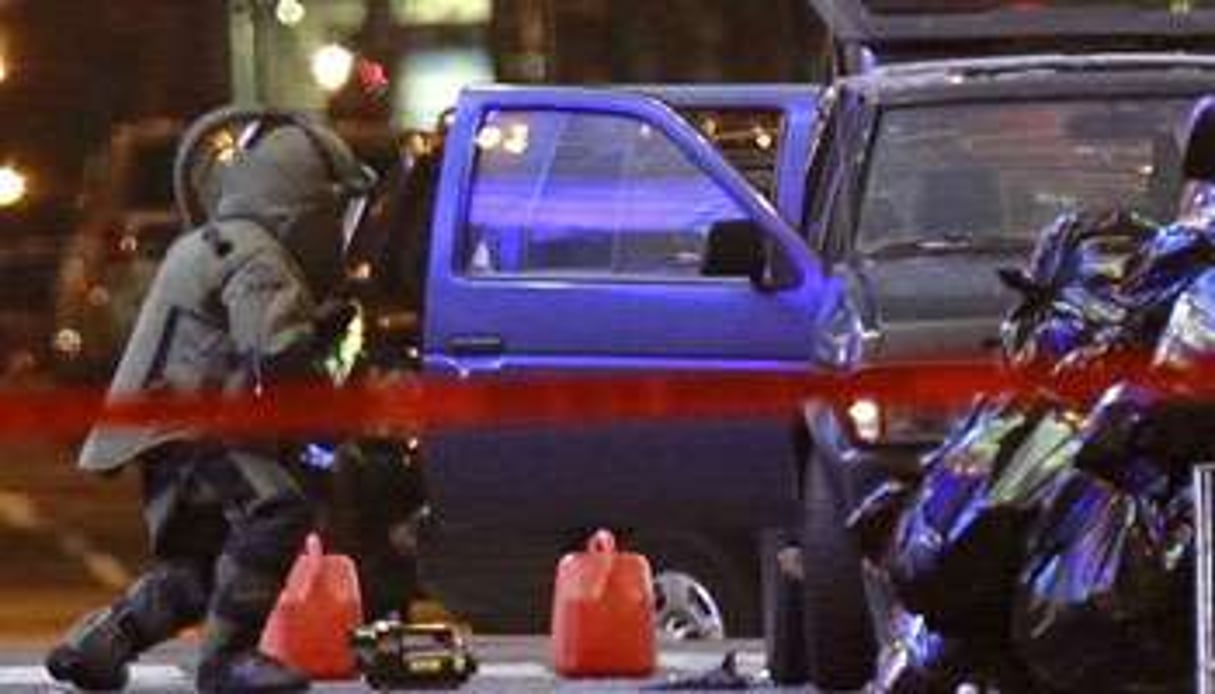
[857,97,1194,256]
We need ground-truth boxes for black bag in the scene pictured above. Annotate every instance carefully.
[999,208,1154,370]
[871,606,968,694]
[1012,470,1192,693]
[869,584,1038,694]
[887,398,1080,639]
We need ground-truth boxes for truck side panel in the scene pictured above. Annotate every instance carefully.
[421,86,828,530]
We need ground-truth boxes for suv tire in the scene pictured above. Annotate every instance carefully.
[761,529,809,684]
[801,446,877,690]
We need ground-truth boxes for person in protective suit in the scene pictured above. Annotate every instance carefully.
[44,109,376,693]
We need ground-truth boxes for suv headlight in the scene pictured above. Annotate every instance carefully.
[845,397,961,446]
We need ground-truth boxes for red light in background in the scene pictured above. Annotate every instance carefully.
[356,58,389,97]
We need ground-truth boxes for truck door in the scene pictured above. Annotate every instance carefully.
[420,87,839,529]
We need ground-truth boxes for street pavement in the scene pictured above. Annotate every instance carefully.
[0,636,819,692]
[0,422,827,692]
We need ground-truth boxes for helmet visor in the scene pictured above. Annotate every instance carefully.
[341,193,370,252]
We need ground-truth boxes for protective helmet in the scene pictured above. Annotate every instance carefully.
[173,105,378,295]
[173,106,377,233]
[229,111,378,251]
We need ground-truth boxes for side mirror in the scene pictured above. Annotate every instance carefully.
[701,219,767,286]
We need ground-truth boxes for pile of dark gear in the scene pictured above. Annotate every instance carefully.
[853,189,1215,691]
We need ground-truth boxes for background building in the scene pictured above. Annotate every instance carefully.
[0,0,826,371]
[230,0,828,128]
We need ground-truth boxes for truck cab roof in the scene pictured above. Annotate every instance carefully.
[839,52,1215,105]
[811,0,1215,48]
[810,0,1215,74]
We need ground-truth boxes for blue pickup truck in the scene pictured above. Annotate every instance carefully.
[410,84,832,641]
[397,3,1215,689]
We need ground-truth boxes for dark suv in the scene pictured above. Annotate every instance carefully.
[789,1,1215,687]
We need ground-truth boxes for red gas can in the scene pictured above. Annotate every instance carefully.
[259,533,363,680]
[550,529,656,678]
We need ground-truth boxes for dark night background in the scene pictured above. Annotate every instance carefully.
[0,0,824,371]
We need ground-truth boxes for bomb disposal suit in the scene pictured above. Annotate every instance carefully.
[46,112,375,694]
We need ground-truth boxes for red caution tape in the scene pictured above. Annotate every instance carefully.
[0,355,1204,442]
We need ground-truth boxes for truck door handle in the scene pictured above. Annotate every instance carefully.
[447,335,505,356]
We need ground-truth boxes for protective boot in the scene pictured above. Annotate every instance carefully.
[45,606,136,691]
[197,648,310,693]
[46,561,209,691]
[196,556,310,693]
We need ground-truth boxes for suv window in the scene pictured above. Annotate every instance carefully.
[856,98,1193,254]
[464,109,747,279]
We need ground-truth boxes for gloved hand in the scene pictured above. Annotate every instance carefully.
[313,298,359,348]
[314,298,363,384]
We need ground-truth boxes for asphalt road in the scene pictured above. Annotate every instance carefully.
[0,637,816,693]
[0,439,825,692]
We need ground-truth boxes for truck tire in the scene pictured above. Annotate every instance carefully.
[801,446,877,690]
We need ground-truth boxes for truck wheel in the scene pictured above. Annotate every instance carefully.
[652,569,725,640]
[801,447,877,690]
[633,531,760,640]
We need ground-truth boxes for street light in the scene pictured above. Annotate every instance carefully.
[275,0,306,26]
[311,43,354,92]
[0,165,27,207]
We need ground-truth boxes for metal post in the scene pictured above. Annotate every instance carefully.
[1196,463,1215,694]
[227,0,261,105]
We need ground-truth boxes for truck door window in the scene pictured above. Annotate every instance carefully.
[678,108,783,199]
[464,109,749,280]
